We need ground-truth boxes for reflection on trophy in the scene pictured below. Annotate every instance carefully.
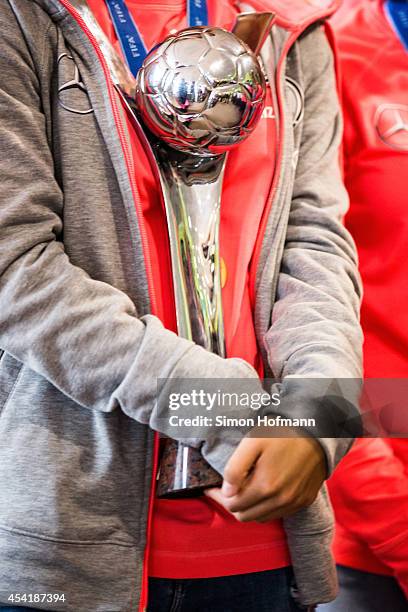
[134,25,270,498]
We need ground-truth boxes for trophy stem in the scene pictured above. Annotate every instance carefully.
[152,148,226,497]
[155,147,227,356]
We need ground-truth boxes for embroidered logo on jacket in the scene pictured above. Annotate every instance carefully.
[286,77,304,128]
[375,103,408,151]
[57,54,94,115]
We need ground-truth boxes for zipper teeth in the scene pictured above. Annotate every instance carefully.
[249,57,285,306]
[58,3,159,611]
[114,109,159,315]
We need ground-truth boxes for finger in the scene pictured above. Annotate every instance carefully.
[226,449,281,512]
[203,487,239,518]
[222,438,263,497]
[203,487,224,504]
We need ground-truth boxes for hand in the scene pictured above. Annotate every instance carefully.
[205,433,326,522]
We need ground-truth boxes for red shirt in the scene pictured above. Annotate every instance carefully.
[87,0,290,579]
[330,0,408,592]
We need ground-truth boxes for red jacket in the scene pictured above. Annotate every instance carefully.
[331,0,408,596]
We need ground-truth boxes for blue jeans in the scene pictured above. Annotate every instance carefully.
[147,567,310,612]
[318,565,408,612]
[0,568,311,612]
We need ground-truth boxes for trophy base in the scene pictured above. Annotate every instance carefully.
[156,439,223,499]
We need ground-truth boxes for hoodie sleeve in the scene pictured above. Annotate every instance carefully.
[264,25,363,475]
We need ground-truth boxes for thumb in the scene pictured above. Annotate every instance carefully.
[222,438,261,497]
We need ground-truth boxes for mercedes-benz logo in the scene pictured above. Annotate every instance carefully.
[57,54,93,115]
[375,103,408,151]
[285,77,304,128]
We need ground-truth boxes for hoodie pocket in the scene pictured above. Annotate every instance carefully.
[0,364,146,546]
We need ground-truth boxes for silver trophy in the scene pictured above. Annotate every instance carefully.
[135,25,272,497]
[70,2,274,497]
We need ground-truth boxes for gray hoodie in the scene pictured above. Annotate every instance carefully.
[0,0,362,609]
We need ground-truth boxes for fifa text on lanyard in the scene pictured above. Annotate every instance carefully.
[105,0,209,76]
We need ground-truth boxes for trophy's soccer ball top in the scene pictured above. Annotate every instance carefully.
[136,27,267,156]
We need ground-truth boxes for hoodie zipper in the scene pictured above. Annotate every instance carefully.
[249,20,334,306]
[249,36,289,306]
[57,2,159,610]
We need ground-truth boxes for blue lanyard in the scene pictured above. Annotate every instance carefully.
[105,0,209,77]
[385,0,408,51]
